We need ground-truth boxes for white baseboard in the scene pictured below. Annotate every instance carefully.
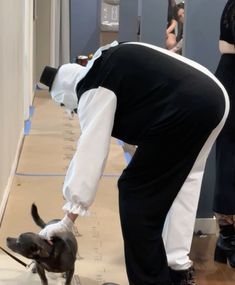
[0,129,24,224]
[194,217,217,235]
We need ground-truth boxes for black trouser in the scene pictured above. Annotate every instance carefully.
[118,78,226,284]
[214,54,235,214]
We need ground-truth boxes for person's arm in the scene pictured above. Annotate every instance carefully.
[67,212,78,222]
[166,19,177,35]
[62,86,117,215]
[170,38,183,53]
[39,86,117,240]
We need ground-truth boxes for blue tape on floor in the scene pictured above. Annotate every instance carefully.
[124,152,132,164]
[117,139,132,164]
[24,106,35,135]
[117,139,124,146]
[24,119,31,135]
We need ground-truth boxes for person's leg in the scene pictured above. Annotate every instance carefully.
[213,54,235,267]
[121,128,221,275]
[119,139,186,285]
[213,54,235,215]
[118,134,215,285]
[162,121,225,285]
[162,113,225,269]
[213,136,235,267]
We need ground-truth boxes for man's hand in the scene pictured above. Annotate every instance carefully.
[39,215,74,241]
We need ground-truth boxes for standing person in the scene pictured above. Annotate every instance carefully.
[39,41,229,285]
[167,2,185,55]
[213,0,235,268]
[166,0,178,50]
[171,2,184,54]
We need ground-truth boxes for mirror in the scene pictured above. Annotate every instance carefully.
[100,0,120,45]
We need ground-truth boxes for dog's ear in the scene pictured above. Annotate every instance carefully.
[29,243,50,259]
[36,242,52,258]
[30,244,41,258]
[30,244,39,252]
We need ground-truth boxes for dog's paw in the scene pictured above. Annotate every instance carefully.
[62,272,66,279]
[27,261,37,274]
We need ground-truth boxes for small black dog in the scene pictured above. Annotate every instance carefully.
[6,203,78,285]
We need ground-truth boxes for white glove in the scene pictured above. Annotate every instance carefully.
[39,215,74,241]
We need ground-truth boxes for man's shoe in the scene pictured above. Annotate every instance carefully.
[214,225,235,267]
[169,266,197,285]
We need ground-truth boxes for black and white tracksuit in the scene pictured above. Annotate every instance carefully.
[50,41,229,285]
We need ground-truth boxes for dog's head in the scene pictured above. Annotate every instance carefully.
[6,232,52,260]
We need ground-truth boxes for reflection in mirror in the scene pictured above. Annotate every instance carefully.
[166,0,185,54]
[100,0,120,45]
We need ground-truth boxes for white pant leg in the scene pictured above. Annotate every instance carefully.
[163,85,229,271]
[162,171,202,270]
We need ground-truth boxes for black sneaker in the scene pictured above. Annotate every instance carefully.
[169,266,197,285]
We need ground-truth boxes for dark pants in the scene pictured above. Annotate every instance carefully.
[118,78,226,284]
[214,54,235,215]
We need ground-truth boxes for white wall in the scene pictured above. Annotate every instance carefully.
[0,0,34,221]
[23,0,35,120]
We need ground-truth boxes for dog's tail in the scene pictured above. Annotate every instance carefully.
[31,203,47,229]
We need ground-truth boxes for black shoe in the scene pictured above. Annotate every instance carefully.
[214,236,235,267]
[169,266,197,285]
[214,224,235,267]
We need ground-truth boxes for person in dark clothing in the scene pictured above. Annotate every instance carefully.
[213,0,235,268]
[39,41,229,285]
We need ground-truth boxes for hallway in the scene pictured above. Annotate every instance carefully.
[0,90,235,284]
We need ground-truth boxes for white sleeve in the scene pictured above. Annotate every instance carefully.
[62,86,117,216]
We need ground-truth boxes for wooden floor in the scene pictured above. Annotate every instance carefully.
[0,89,235,284]
[190,234,235,284]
